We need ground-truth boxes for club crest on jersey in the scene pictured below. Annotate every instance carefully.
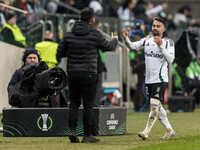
[145,43,156,46]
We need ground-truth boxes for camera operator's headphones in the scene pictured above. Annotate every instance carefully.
[22,48,41,64]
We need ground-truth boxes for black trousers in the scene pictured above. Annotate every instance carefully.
[93,73,103,107]
[68,72,97,136]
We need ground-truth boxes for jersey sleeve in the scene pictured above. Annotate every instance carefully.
[124,37,146,51]
[160,39,175,63]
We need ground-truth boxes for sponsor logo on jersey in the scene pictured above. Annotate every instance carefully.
[144,51,163,58]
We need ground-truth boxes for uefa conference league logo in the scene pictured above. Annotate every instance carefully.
[106,113,118,130]
[37,114,53,131]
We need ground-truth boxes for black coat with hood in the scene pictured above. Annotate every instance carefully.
[57,20,118,73]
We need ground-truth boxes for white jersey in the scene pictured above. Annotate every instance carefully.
[125,36,175,84]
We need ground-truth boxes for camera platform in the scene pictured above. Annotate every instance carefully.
[2,106,126,137]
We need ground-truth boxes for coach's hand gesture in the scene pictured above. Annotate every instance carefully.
[111,32,118,40]
[122,28,130,38]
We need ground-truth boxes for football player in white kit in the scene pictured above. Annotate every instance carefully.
[122,17,175,140]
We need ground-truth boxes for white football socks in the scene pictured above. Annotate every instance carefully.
[143,98,159,135]
[158,105,173,130]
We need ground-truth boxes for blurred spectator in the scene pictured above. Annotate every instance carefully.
[35,30,60,68]
[109,0,121,18]
[56,0,77,14]
[173,5,192,28]
[117,0,136,21]
[172,62,187,95]
[89,0,103,16]
[146,2,168,21]
[75,0,90,10]
[12,0,27,26]
[186,58,200,104]
[133,0,148,24]
[167,14,176,31]
[0,1,6,27]
[12,0,27,11]
[3,0,9,5]
[46,0,58,14]
[26,0,34,13]
[26,0,35,24]
[186,58,200,81]
[34,0,44,13]
[41,0,47,9]
[130,19,148,39]
[0,13,26,47]
[3,0,13,14]
[13,0,42,24]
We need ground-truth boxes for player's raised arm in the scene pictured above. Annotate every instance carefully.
[122,28,145,50]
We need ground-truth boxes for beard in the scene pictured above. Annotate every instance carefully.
[152,30,159,36]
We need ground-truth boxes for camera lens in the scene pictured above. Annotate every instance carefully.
[49,72,63,87]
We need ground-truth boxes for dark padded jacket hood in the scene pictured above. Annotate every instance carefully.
[72,21,92,36]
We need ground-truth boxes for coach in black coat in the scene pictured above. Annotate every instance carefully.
[57,7,118,143]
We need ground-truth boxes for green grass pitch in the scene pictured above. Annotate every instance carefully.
[0,106,200,150]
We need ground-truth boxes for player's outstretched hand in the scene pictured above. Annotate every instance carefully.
[111,32,118,40]
[122,28,130,38]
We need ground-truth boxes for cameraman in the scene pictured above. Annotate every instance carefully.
[7,48,67,107]
[7,48,40,93]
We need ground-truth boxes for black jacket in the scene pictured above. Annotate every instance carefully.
[57,21,118,73]
[7,67,24,93]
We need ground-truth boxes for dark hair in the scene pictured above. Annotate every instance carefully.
[5,13,16,22]
[123,0,137,10]
[80,7,94,22]
[178,5,191,14]
[154,17,166,27]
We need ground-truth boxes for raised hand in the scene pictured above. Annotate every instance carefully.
[122,28,130,38]
[111,32,118,40]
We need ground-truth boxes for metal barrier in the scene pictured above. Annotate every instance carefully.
[25,20,54,46]
[26,20,45,35]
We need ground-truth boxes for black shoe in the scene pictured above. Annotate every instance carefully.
[81,135,100,143]
[68,131,80,143]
